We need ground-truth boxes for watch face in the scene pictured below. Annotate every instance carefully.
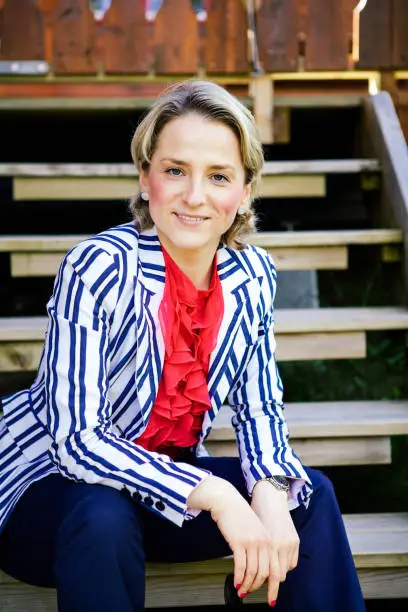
[270,476,289,490]
[273,476,289,486]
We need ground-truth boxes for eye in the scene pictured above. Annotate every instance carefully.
[166,167,184,177]
[211,173,230,184]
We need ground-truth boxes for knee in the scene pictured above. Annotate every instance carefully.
[58,486,141,551]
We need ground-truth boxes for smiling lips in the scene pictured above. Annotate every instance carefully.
[174,212,209,224]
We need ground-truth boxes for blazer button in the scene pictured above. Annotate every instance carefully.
[155,500,166,511]
[144,496,154,507]
[132,491,143,503]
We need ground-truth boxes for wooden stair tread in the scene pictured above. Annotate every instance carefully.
[1,308,408,341]
[0,160,379,177]
[210,401,408,440]
[0,229,402,252]
[0,93,366,112]
[275,307,408,333]
[0,513,405,580]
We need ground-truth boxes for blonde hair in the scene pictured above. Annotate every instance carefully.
[129,80,264,250]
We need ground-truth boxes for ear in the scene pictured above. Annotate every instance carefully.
[139,165,149,192]
[242,182,252,205]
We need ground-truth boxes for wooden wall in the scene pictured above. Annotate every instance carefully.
[0,0,359,75]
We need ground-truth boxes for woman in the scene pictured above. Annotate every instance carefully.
[0,80,365,611]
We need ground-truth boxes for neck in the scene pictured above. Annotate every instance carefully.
[158,233,217,290]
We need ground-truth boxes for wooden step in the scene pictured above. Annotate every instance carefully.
[206,400,408,467]
[0,513,407,607]
[1,308,408,372]
[0,229,401,277]
[0,159,379,201]
[212,401,408,439]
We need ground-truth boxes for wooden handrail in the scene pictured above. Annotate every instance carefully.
[363,92,408,301]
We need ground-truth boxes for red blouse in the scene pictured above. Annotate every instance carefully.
[133,248,224,459]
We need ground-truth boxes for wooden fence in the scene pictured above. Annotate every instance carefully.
[0,0,406,76]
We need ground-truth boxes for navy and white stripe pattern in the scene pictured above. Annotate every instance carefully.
[0,223,312,533]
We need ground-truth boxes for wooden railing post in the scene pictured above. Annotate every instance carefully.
[364,92,408,302]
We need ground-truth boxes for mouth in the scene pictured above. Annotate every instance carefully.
[173,212,209,225]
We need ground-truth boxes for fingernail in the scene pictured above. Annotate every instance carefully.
[239,592,247,599]
[235,584,241,590]
[270,601,277,607]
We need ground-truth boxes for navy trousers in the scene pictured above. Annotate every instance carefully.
[0,458,365,611]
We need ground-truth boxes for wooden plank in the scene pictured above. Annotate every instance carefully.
[359,0,393,69]
[0,343,43,372]
[276,332,366,361]
[391,0,408,70]
[212,401,408,440]
[381,244,402,262]
[252,229,403,247]
[257,175,326,198]
[1,567,407,608]
[0,159,380,177]
[1,514,408,606]
[257,0,300,72]
[358,568,408,598]
[205,437,391,467]
[0,332,366,372]
[262,159,380,174]
[0,229,401,253]
[13,177,140,200]
[0,318,47,342]
[98,0,150,74]
[363,92,408,300]
[9,247,347,277]
[268,246,348,271]
[0,94,365,112]
[48,0,98,74]
[250,76,274,144]
[153,0,199,74]
[304,0,355,70]
[13,175,325,200]
[205,0,247,73]
[2,308,408,341]
[11,253,65,277]
[274,307,408,333]
[0,0,45,61]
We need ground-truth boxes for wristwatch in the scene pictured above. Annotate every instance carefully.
[253,475,290,494]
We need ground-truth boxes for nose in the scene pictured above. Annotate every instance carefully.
[183,177,206,207]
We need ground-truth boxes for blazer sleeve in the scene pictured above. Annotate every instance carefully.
[227,251,313,510]
[44,243,212,527]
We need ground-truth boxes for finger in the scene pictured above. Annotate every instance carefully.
[289,542,299,571]
[233,546,246,592]
[248,544,269,593]
[267,552,280,606]
[239,546,258,597]
[277,549,289,583]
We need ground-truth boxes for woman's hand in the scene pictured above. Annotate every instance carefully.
[250,481,300,604]
[187,476,284,605]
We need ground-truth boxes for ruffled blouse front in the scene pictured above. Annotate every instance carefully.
[133,248,224,459]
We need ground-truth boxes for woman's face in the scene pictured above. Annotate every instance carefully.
[139,113,251,260]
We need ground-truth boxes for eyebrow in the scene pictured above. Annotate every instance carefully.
[160,158,236,173]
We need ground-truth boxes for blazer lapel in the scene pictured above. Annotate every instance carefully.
[134,228,166,428]
[200,248,261,442]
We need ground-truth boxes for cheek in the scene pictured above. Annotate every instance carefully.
[148,176,168,205]
[215,189,243,217]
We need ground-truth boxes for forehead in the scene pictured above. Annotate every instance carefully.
[154,113,243,166]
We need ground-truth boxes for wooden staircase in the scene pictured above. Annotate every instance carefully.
[1,91,408,608]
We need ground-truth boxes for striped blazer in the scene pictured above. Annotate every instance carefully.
[0,223,312,532]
